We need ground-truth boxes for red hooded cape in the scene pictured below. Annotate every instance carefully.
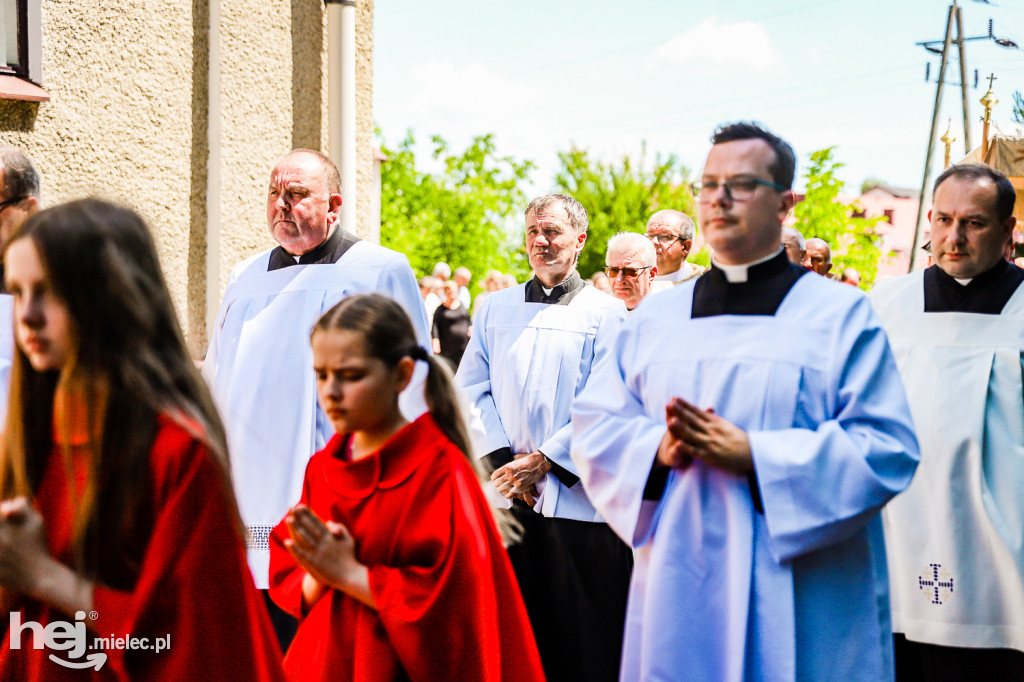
[269,414,543,681]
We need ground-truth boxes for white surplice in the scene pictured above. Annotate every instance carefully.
[203,241,430,588]
[0,295,12,424]
[571,274,919,681]
[871,272,1024,651]
[456,282,627,521]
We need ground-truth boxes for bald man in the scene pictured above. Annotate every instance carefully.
[802,237,833,276]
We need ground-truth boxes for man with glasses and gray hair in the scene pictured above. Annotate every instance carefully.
[572,121,918,681]
[458,194,631,681]
[645,209,704,291]
[605,232,657,311]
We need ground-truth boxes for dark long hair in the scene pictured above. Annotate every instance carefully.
[0,198,231,586]
[312,293,474,462]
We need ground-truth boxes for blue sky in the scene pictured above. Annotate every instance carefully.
[375,0,1024,196]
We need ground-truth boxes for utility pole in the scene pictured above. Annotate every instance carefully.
[909,3,1017,272]
[909,3,956,273]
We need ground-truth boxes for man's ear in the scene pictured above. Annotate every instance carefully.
[328,193,343,225]
[777,190,796,223]
[681,239,692,258]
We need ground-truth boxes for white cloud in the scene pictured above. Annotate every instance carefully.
[650,17,782,73]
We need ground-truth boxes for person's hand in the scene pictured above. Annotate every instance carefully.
[659,398,752,473]
[491,451,551,506]
[0,497,54,596]
[284,504,361,592]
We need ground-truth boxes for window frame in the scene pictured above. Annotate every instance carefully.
[1,0,29,79]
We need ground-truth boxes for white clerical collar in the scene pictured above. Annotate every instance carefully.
[655,262,693,282]
[953,277,972,286]
[712,248,784,283]
[541,285,554,296]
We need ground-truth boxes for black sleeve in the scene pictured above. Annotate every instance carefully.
[480,447,514,476]
[544,457,580,488]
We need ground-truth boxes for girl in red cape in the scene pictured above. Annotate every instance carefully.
[0,199,286,680]
[269,293,543,681]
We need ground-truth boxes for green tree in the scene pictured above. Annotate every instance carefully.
[1013,91,1024,124]
[379,131,535,284]
[793,147,886,288]
[552,144,698,279]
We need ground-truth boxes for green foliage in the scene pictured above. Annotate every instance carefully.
[793,147,886,289]
[552,144,697,279]
[379,131,535,284]
[1013,91,1024,125]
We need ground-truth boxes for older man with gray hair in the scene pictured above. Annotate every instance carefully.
[0,147,41,422]
[458,194,631,681]
[646,209,704,290]
[0,147,41,274]
[605,232,657,310]
[781,225,806,264]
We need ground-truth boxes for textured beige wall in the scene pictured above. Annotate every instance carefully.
[0,0,375,355]
[0,0,203,344]
[354,0,376,241]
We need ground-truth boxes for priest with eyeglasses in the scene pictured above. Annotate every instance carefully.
[571,121,919,681]
[645,208,705,291]
[605,231,658,311]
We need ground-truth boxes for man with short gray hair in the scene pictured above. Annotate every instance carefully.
[605,232,657,310]
[458,194,631,681]
[781,225,806,264]
[0,147,41,277]
[646,209,704,289]
[0,147,41,423]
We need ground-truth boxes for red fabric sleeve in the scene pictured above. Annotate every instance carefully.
[368,454,543,682]
[268,474,312,619]
[89,420,286,681]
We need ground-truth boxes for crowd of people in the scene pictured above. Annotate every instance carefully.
[0,116,1020,682]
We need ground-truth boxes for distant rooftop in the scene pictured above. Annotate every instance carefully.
[862,184,920,200]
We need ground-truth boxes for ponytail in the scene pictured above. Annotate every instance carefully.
[413,351,474,464]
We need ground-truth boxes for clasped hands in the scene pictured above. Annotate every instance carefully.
[656,398,753,473]
[490,451,551,506]
[0,497,55,597]
[283,504,374,609]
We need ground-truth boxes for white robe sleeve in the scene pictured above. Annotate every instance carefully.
[455,295,512,457]
[543,303,627,479]
[571,313,668,546]
[751,294,919,562]
[378,253,431,348]
[376,253,432,420]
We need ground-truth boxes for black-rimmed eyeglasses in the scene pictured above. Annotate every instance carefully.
[604,266,652,279]
[0,196,25,212]
[691,177,787,203]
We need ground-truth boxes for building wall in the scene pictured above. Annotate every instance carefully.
[0,0,375,355]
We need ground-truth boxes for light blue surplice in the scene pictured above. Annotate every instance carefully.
[572,274,919,681]
[457,282,627,521]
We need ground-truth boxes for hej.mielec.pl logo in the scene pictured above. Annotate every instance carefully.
[8,610,171,670]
